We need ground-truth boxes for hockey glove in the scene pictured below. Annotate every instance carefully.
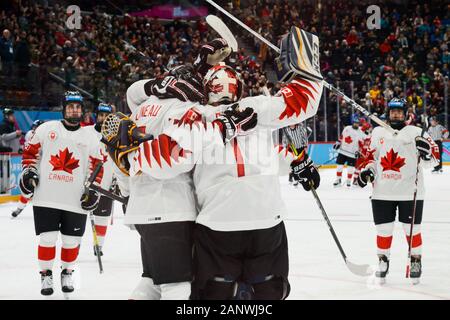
[415,136,432,160]
[290,151,320,191]
[333,141,341,150]
[145,65,206,104]
[19,166,39,197]
[81,189,100,211]
[101,112,153,175]
[357,167,375,188]
[213,104,258,144]
[194,38,232,76]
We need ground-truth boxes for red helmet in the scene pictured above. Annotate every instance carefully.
[203,63,243,104]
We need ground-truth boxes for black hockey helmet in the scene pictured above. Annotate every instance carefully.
[62,91,84,124]
[94,102,113,117]
[3,108,14,116]
[32,119,44,129]
[387,97,407,129]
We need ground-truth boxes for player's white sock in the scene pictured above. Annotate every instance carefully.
[38,231,58,271]
[94,216,110,247]
[61,235,81,270]
[402,223,422,256]
[129,277,161,300]
[160,281,191,300]
[376,222,394,257]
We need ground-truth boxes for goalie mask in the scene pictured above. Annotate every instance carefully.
[203,64,243,105]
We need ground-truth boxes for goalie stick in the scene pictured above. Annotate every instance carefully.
[206,15,238,52]
[205,0,397,135]
[284,129,372,277]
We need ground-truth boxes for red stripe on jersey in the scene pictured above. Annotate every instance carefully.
[377,235,393,250]
[232,139,245,177]
[22,142,41,167]
[406,233,422,248]
[143,140,151,167]
[89,156,104,184]
[38,246,56,261]
[151,138,162,168]
[279,81,316,120]
[61,247,80,263]
[159,134,172,167]
[95,225,107,237]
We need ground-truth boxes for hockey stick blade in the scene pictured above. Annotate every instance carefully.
[346,260,372,276]
[206,15,238,52]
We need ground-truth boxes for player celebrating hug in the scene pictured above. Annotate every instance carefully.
[358,98,439,284]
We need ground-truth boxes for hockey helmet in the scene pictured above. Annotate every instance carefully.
[62,91,84,124]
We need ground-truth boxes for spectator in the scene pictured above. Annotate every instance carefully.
[0,29,14,76]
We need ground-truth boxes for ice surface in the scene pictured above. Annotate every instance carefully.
[1,169,449,299]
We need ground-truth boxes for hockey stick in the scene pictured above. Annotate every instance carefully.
[406,119,429,279]
[316,155,338,169]
[284,132,371,276]
[206,15,238,52]
[83,162,104,274]
[89,183,127,204]
[205,0,396,135]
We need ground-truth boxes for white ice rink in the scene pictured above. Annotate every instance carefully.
[1,169,449,300]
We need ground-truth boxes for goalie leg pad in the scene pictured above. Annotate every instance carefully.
[275,26,323,83]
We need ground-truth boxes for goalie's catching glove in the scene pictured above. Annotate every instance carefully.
[101,112,153,175]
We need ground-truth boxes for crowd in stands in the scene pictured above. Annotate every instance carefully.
[231,0,450,140]
[0,0,449,141]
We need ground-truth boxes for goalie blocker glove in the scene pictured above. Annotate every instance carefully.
[290,150,320,191]
[213,104,257,144]
[19,166,39,197]
[357,167,375,188]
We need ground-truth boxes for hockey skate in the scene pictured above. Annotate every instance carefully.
[346,179,352,187]
[333,178,342,187]
[431,168,440,174]
[61,269,75,294]
[409,256,422,285]
[11,207,24,218]
[375,255,389,284]
[40,270,54,296]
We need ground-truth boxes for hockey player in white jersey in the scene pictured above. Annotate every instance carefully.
[333,115,366,187]
[189,62,322,300]
[11,120,44,218]
[20,91,104,296]
[357,98,439,284]
[101,39,257,300]
[84,103,115,256]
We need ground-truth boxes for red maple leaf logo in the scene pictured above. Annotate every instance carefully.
[380,149,406,172]
[49,147,80,174]
[344,136,353,144]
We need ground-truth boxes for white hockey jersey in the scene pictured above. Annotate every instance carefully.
[121,95,224,225]
[83,125,114,191]
[129,78,323,231]
[364,125,439,201]
[22,121,104,214]
[338,125,366,158]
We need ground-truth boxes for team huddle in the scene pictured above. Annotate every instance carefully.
[16,31,440,299]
